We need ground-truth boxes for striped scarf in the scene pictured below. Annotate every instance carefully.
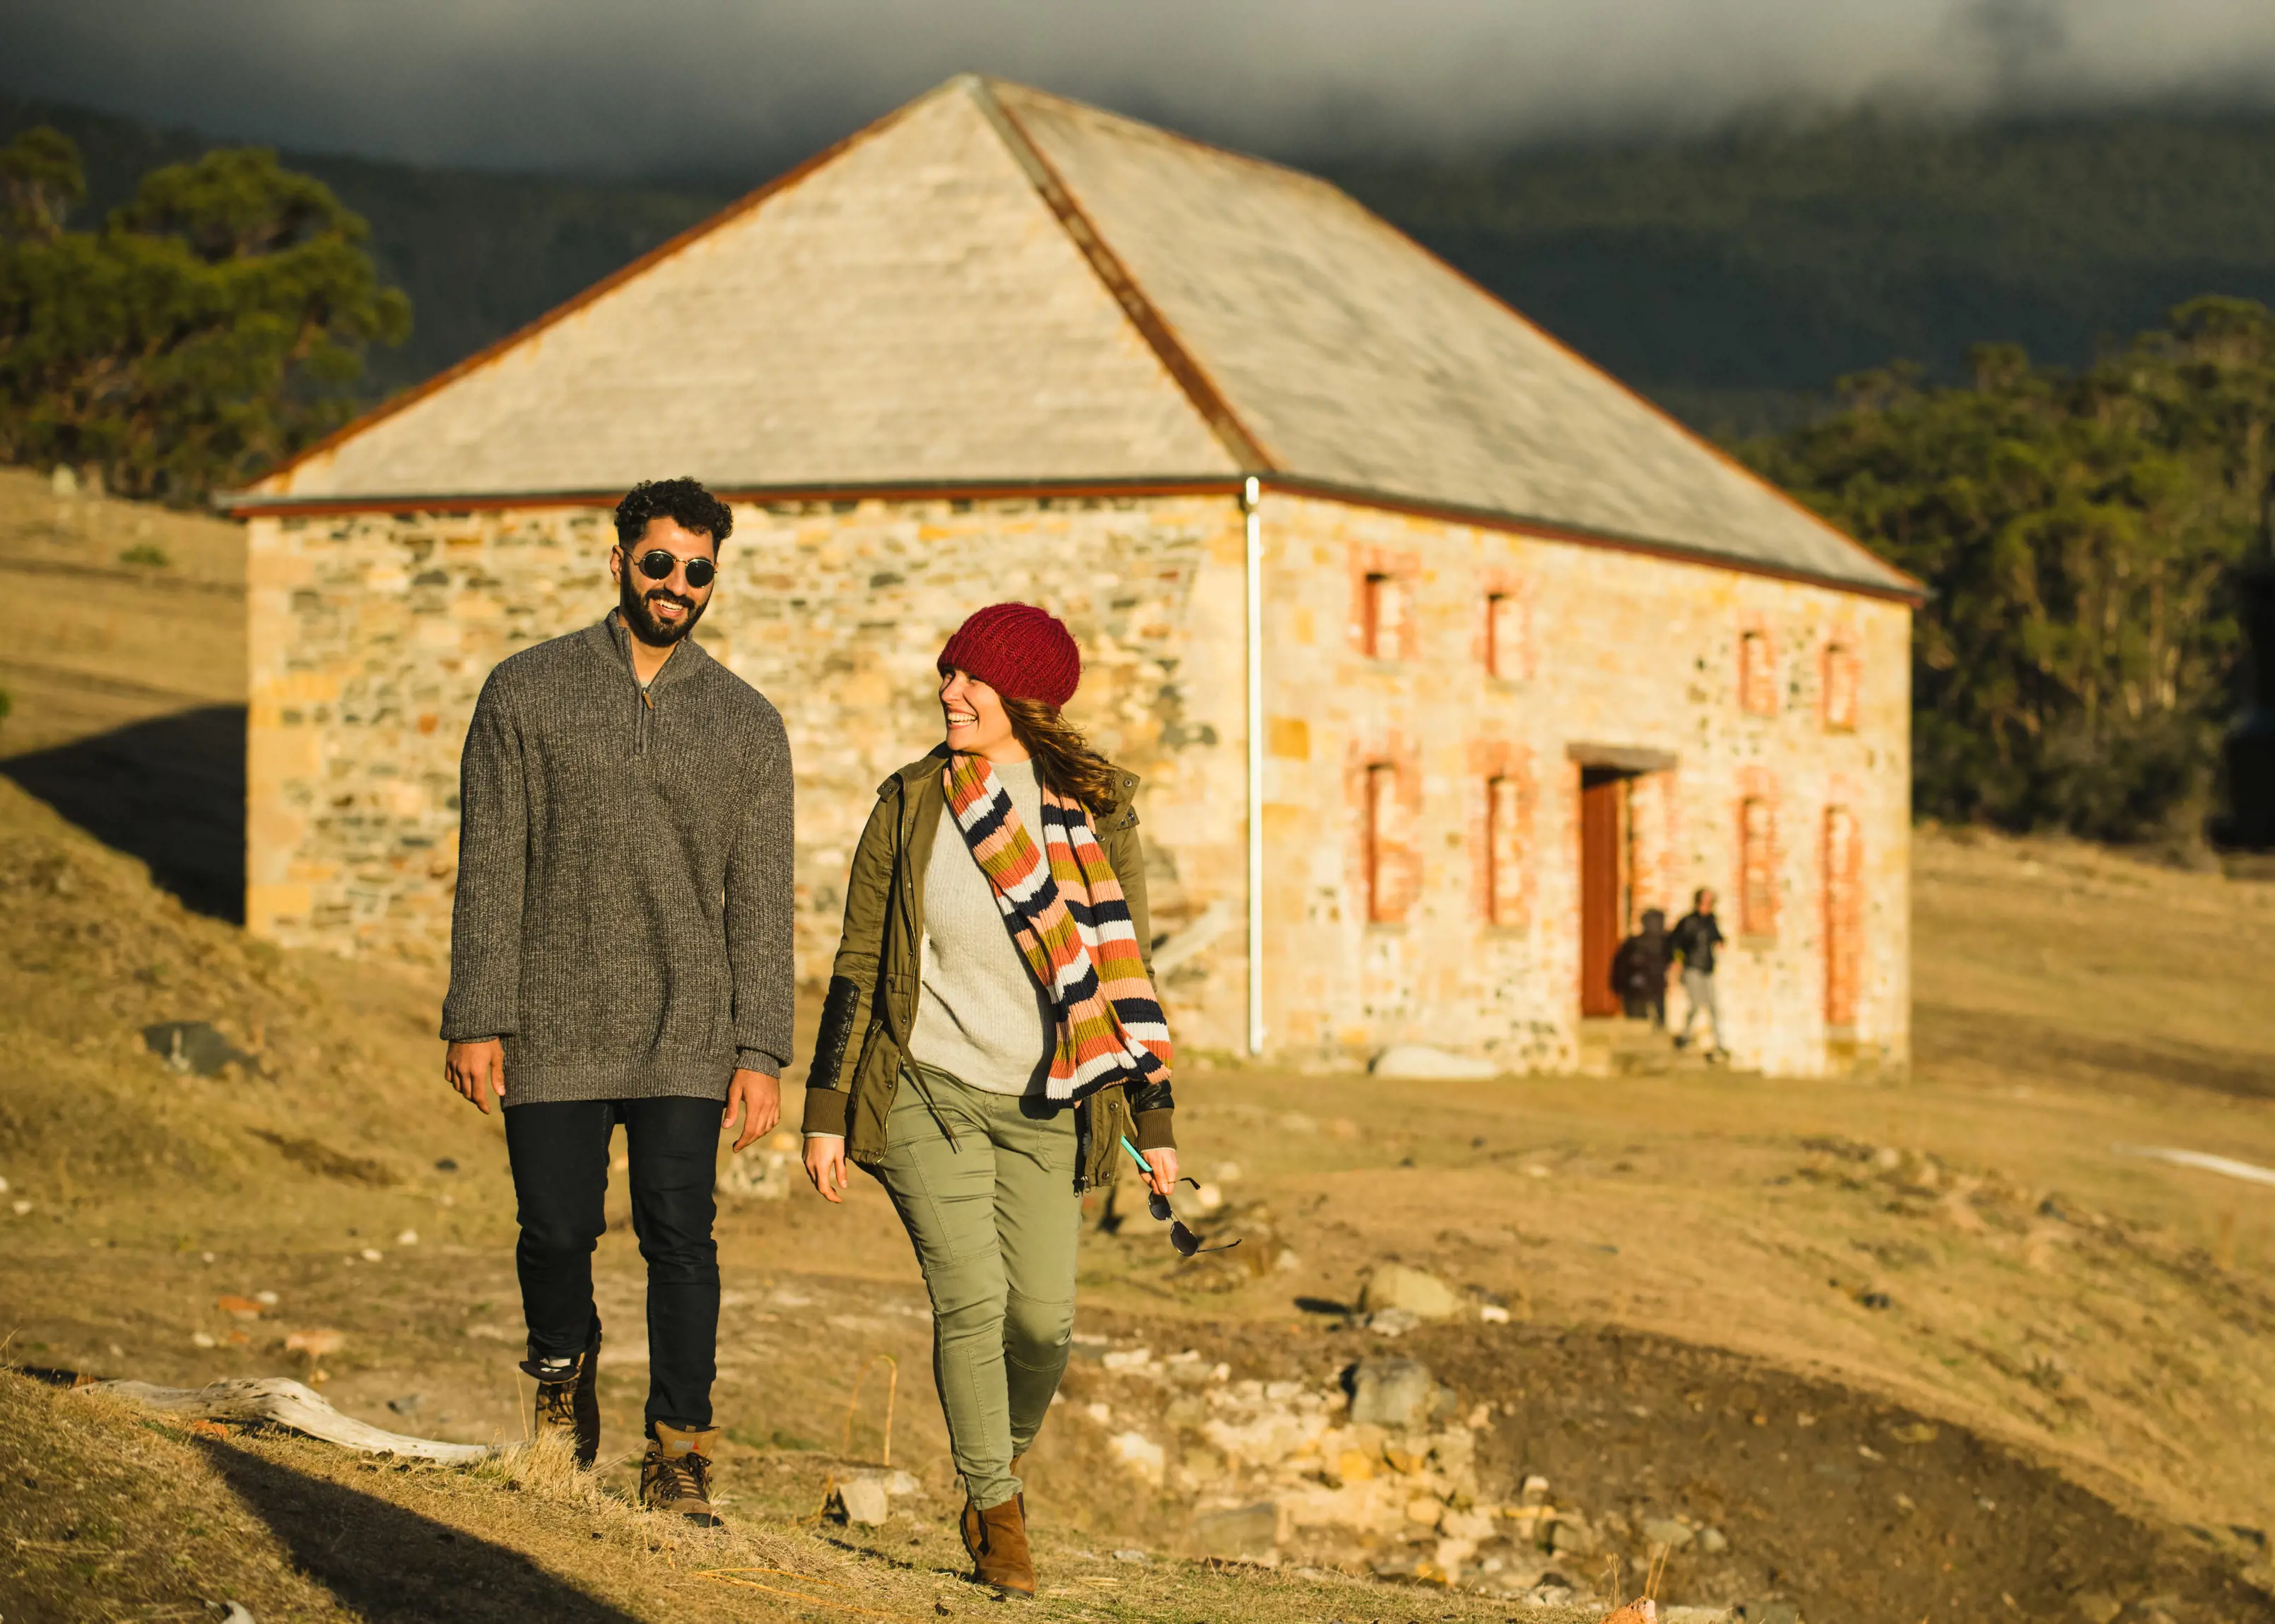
[942,752,1172,1102]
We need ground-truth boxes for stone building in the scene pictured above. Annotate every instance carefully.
[233,76,1919,1077]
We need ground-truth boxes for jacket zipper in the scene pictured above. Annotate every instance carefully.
[637,684,654,755]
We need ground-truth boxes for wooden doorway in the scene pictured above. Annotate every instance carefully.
[1579,769,1628,1017]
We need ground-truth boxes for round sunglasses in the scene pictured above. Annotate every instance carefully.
[627,548,715,589]
[1119,1136,1240,1258]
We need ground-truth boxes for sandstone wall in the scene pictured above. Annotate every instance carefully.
[244,495,1254,1052]
[1254,493,1912,1078]
[247,488,1908,1076]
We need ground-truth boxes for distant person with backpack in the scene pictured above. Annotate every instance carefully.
[1611,907,1671,1027]
[1669,888,1725,1056]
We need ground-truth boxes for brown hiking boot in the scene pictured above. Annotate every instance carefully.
[641,1423,722,1527]
[960,1493,1036,1596]
[519,1324,600,1467]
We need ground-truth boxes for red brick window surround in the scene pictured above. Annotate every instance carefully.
[1739,794,1778,938]
[1823,642,1861,731]
[1364,762,1416,924]
[1823,804,1862,1025]
[1739,628,1777,716]
[1363,573,1406,661]
[1486,774,1525,925]
[1485,592,1524,680]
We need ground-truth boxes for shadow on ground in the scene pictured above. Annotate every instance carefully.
[1918,1002,2275,1101]
[1,704,245,921]
[196,1441,636,1623]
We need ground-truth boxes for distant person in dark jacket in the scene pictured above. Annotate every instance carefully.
[1611,908,1671,1026]
[1669,888,1725,1054]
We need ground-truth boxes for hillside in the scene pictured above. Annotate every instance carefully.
[1318,109,2275,433]
[0,94,729,398]
[7,95,2275,433]
[5,475,2275,1620]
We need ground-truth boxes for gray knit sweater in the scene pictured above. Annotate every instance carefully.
[440,612,795,1104]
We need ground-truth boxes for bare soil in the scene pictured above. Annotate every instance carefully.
[4,467,2275,1621]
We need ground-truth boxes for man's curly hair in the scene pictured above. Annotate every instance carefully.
[613,477,733,551]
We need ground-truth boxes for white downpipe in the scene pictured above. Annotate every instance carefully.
[1243,476,1266,1057]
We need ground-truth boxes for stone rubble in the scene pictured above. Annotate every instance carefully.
[1064,1326,1777,1617]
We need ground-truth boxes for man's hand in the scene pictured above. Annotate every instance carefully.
[445,1039,506,1114]
[1142,1146,1180,1199]
[804,1136,850,1204]
[723,1068,780,1153]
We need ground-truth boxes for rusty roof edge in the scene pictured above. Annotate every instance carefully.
[961,75,1276,478]
[226,84,956,504]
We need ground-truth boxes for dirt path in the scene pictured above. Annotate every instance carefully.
[3,470,2275,1618]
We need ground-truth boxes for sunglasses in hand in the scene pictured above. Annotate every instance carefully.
[1119,1136,1240,1258]
[628,548,716,589]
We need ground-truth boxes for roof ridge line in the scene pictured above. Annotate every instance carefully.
[236,83,960,500]
[962,76,1276,476]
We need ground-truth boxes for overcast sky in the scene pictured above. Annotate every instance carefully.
[7,0,2275,179]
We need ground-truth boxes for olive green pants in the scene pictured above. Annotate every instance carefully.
[875,1064,1081,1510]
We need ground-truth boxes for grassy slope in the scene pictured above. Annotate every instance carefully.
[3,473,2275,1616]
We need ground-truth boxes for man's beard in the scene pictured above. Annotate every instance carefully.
[620,572,707,647]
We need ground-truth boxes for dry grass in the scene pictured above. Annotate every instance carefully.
[0,1367,1601,1624]
[2,469,2274,1617]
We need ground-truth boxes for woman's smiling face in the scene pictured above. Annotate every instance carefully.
[939,668,1026,762]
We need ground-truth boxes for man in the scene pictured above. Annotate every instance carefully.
[441,477,792,1526]
[1669,888,1725,1056]
[1611,907,1671,1028]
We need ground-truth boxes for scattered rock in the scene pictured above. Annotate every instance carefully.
[1110,1549,1151,1563]
[386,1394,423,1416]
[1191,1502,1277,1558]
[1698,1525,1729,1553]
[1360,1264,1461,1320]
[1110,1430,1165,1485]
[1370,1045,1501,1080]
[717,1148,794,1201]
[1347,1358,1437,1429]
[832,1473,892,1526]
[434,1158,458,1172]
[1642,1517,1695,1549]
[1365,1307,1418,1338]
[2073,1595,2121,1624]
[141,1021,252,1077]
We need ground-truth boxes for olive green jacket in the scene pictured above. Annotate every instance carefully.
[801,746,1175,1189]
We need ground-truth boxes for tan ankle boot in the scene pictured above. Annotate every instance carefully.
[641,1423,722,1526]
[960,1493,1036,1596]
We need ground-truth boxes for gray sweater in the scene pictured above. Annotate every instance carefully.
[440,612,795,1103]
[907,756,1052,1095]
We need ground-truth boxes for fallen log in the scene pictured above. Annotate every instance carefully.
[91,1377,494,1464]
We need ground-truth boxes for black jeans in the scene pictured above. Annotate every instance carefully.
[503,1095,721,1436]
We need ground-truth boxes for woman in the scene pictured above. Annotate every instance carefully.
[802,602,1178,1596]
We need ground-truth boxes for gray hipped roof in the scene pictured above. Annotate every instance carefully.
[247,78,1912,598]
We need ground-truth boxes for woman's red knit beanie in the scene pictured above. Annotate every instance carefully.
[937,603,1082,710]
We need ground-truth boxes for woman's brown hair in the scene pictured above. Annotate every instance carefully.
[1004,698,1119,816]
